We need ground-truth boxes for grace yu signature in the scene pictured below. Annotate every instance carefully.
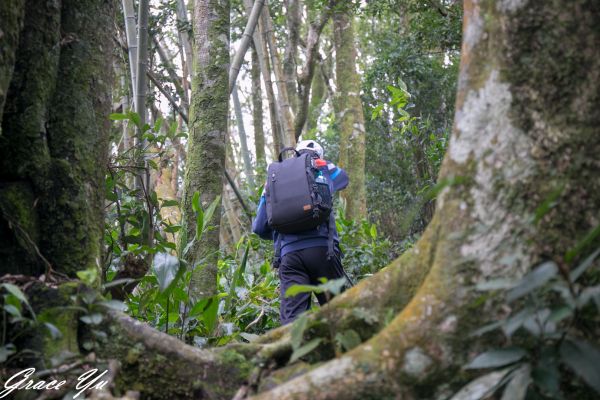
[0,367,109,399]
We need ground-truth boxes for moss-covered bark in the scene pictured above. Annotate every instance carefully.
[96,311,252,399]
[43,0,115,277]
[0,0,114,277]
[333,10,367,220]
[251,46,266,180]
[0,0,25,128]
[180,0,230,298]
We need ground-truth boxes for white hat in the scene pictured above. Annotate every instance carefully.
[295,140,324,158]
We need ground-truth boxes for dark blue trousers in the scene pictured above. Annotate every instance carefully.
[278,246,346,324]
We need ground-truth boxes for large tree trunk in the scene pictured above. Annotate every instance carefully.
[179,0,230,299]
[0,0,114,278]
[333,10,367,220]
[248,1,600,398]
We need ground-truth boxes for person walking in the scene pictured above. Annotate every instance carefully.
[252,140,350,324]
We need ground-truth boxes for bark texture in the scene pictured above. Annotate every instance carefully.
[0,0,114,277]
[248,1,600,398]
[251,46,267,179]
[180,0,230,298]
[333,10,367,220]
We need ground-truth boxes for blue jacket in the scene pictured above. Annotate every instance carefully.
[252,160,349,258]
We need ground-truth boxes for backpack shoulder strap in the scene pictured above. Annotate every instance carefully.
[278,147,300,162]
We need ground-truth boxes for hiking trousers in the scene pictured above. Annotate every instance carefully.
[278,246,347,324]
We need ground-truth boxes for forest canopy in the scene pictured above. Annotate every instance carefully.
[0,0,599,399]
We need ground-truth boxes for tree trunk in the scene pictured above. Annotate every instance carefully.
[179,0,230,299]
[232,84,256,190]
[248,1,600,398]
[0,0,25,128]
[251,45,267,178]
[0,0,114,277]
[243,0,282,156]
[333,10,367,220]
[283,0,301,114]
[262,6,296,148]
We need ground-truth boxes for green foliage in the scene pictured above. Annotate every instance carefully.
[335,206,393,281]
[104,111,185,269]
[0,283,62,365]
[357,0,461,241]
[125,193,280,347]
[458,248,600,399]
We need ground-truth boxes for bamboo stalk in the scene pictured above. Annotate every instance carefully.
[232,84,255,189]
[228,0,265,93]
[122,0,138,105]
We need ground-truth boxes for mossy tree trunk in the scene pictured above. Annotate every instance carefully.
[179,0,230,299]
[333,9,367,220]
[251,45,267,179]
[249,1,600,398]
[0,0,114,278]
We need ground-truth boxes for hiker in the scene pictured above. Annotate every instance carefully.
[252,140,350,324]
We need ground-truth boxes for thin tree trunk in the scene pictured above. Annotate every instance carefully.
[283,0,301,114]
[153,36,189,109]
[262,6,296,147]
[176,0,194,79]
[333,10,367,220]
[229,0,264,93]
[232,84,256,190]
[243,0,282,155]
[251,45,267,178]
[135,0,149,128]
[180,0,230,299]
[122,0,138,106]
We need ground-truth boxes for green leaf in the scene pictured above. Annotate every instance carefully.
[109,113,128,120]
[4,304,21,318]
[192,191,201,213]
[80,313,103,325]
[560,338,600,394]
[128,111,141,128]
[502,307,534,337]
[370,224,377,239]
[476,278,517,291]
[565,224,600,263]
[98,300,128,312]
[500,364,531,400]
[153,252,180,293]
[569,248,600,282]
[154,117,163,133]
[285,284,320,298]
[465,348,527,370]
[202,195,221,232]
[2,283,35,318]
[451,368,513,400]
[507,261,558,302]
[203,296,219,333]
[1,283,27,305]
[335,329,362,352]
[0,344,16,363]
[532,354,562,398]
[240,333,260,342]
[289,338,322,363]
[102,278,138,289]
[161,199,180,207]
[189,298,210,318]
[44,322,63,340]
[290,314,309,350]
